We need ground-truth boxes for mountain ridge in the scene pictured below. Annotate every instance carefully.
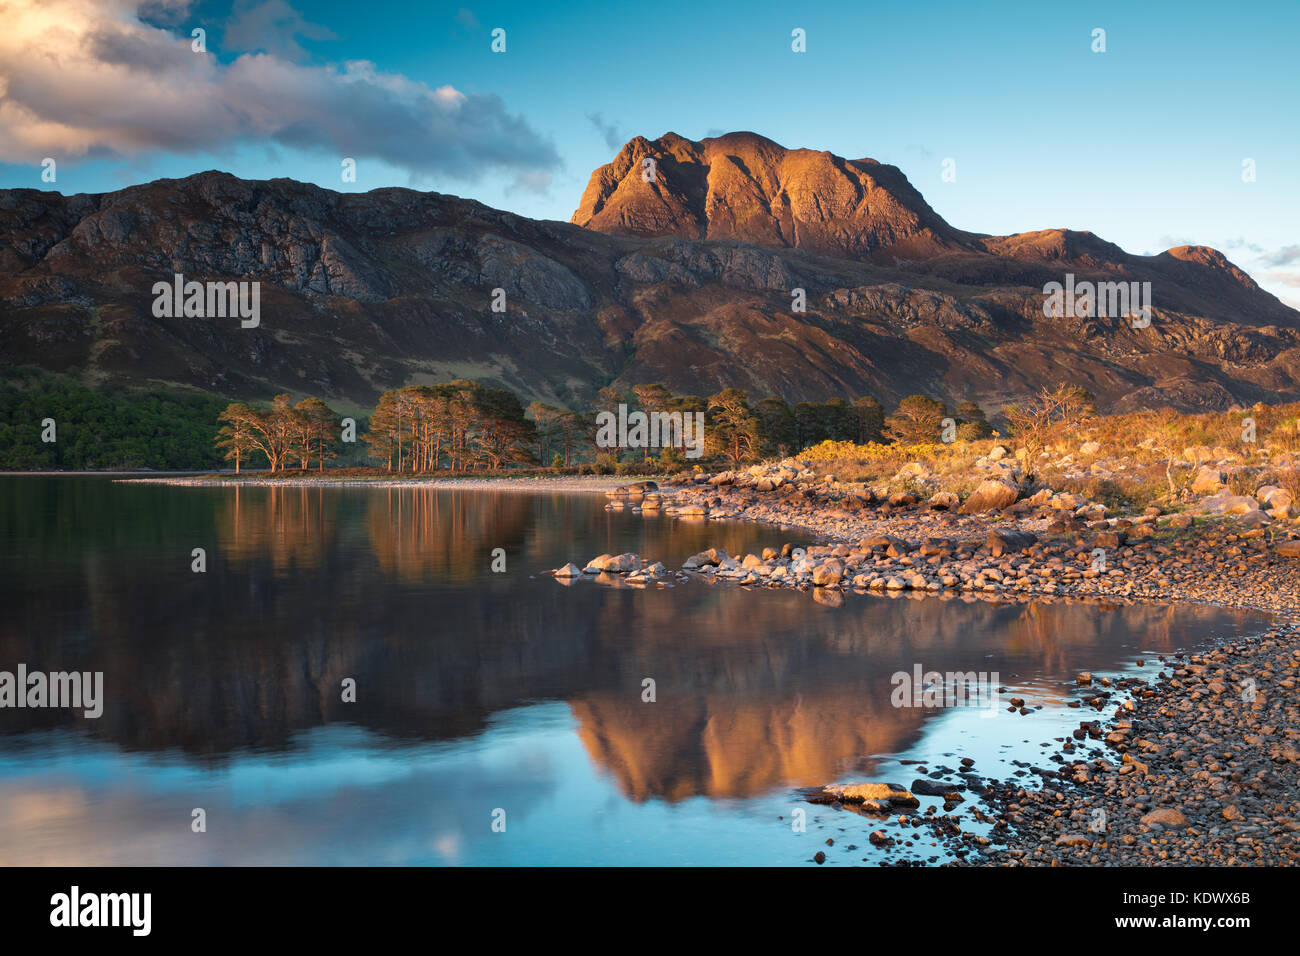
[2,133,1298,416]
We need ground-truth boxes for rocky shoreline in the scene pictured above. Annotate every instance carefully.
[562,461,1300,866]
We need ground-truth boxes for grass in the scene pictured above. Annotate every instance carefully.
[781,400,1300,514]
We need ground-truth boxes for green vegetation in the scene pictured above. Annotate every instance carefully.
[0,368,227,471]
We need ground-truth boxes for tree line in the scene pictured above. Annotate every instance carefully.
[211,381,1027,474]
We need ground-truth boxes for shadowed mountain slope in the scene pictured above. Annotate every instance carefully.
[2,132,1298,414]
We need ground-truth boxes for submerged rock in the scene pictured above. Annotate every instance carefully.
[804,783,920,809]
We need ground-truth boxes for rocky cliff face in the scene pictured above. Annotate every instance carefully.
[2,133,1298,414]
[571,131,970,260]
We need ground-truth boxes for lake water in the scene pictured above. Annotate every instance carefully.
[0,477,1271,865]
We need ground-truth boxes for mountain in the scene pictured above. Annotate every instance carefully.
[571,131,970,260]
[2,132,1299,415]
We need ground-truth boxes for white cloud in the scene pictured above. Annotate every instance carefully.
[0,0,558,182]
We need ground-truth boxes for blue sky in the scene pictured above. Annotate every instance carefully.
[2,0,1296,305]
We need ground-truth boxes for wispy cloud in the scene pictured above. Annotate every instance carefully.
[1260,245,1300,267]
[0,0,559,183]
[224,0,337,61]
[587,112,624,151]
[1222,237,1265,255]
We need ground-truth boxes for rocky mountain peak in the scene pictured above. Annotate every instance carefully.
[571,131,968,260]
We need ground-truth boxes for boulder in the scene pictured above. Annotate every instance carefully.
[1203,494,1259,515]
[553,563,582,578]
[919,537,954,556]
[683,547,729,568]
[960,477,1019,513]
[1056,833,1093,847]
[1140,808,1189,829]
[911,778,963,797]
[1096,530,1126,549]
[928,491,960,510]
[811,560,844,587]
[1261,486,1293,509]
[805,783,919,809]
[585,552,642,573]
[1191,465,1223,495]
[987,528,1038,556]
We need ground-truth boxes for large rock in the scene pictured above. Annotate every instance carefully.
[1200,494,1259,515]
[584,552,642,573]
[862,534,909,551]
[911,778,963,797]
[1259,486,1292,509]
[811,560,844,587]
[683,547,729,569]
[987,528,1037,556]
[1140,808,1189,829]
[960,478,1020,513]
[804,783,920,809]
[1191,465,1224,494]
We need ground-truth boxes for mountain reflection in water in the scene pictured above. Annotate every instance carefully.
[0,478,1270,864]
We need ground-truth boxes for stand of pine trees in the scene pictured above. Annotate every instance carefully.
[211,382,1025,473]
[215,394,342,473]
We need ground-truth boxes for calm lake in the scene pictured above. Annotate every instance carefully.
[0,477,1271,865]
